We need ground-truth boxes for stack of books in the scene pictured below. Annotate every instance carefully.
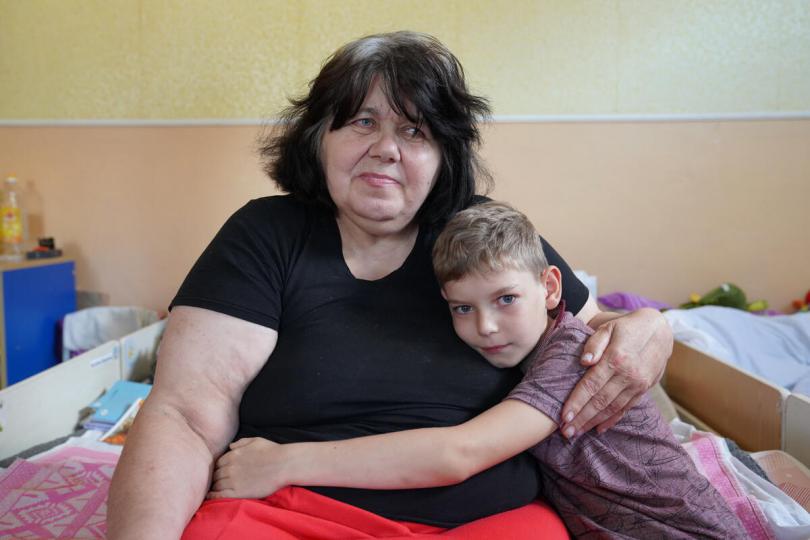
[83,380,152,442]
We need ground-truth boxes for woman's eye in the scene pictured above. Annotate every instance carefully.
[452,305,473,315]
[352,118,375,128]
[499,295,516,306]
[403,126,424,138]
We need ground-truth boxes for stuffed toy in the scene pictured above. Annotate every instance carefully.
[792,290,810,312]
[680,282,768,312]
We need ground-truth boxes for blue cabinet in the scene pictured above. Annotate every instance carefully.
[0,259,76,387]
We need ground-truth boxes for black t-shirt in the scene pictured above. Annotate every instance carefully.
[171,195,589,527]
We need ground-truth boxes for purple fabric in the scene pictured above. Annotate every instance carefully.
[598,291,672,311]
[507,312,746,539]
[751,309,784,317]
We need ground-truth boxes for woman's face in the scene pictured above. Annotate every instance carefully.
[321,80,441,236]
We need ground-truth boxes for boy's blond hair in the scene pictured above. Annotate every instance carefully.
[432,201,548,285]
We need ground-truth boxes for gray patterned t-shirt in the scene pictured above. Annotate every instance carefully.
[507,311,747,539]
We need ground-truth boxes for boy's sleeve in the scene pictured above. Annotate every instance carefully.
[506,323,592,424]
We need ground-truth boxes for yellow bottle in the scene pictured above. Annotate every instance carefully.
[1,176,26,260]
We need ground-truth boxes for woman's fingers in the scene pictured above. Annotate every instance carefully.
[206,489,232,500]
[562,345,647,436]
[579,323,611,366]
[560,322,614,427]
[229,438,253,450]
[228,437,255,450]
[212,464,229,483]
[216,452,229,466]
[596,393,642,434]
[562,308,674,437]
[560,355,616,437]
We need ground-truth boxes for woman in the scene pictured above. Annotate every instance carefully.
[107,31,672,539]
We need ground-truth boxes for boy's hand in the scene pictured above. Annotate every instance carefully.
[561,308,673,438]
[207,437,291,500]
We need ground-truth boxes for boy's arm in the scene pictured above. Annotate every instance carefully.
[209,399,556,497]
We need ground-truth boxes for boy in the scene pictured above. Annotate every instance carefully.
[209,202,747,538]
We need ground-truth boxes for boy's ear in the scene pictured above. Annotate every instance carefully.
[440,287,448,301]
[542,266,563,310]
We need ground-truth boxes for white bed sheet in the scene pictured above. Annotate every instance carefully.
[664,307,810,395]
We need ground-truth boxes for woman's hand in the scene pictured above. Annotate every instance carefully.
[561,307,673,438]
[207,437,291,500]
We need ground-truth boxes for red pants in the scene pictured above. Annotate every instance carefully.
[182,487,568,539]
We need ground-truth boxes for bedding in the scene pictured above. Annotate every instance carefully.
[673,419,810,540]
[0,436,120,539]
[664,307,810,394]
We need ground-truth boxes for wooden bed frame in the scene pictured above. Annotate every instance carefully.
[663,340,791,453]
[784,393,810,467]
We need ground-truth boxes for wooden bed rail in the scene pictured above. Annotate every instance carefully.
[662,341,788,452]
[784,393,810,467]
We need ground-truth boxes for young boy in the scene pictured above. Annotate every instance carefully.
[208,202,747,538]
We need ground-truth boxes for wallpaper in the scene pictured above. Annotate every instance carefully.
[1,0,808,119]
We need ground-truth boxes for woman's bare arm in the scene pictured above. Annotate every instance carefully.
[208,399,556,498]
[106,307,277,540]
[564,295,673,438]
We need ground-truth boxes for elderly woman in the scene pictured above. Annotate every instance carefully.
[107,31,672,539]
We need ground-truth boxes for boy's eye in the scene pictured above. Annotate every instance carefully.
[452,305,473,315]
[498,295,516,306]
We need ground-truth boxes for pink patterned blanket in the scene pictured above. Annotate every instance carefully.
[0,455,115,538]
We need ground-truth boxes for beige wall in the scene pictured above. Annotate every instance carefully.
[483,120,810,311]
[2,120,807,312]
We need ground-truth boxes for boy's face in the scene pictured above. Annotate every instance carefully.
[442,266,561,368]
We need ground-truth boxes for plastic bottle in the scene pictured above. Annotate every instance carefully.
[1,175,28,260]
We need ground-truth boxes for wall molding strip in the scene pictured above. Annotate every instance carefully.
[1,111,809,127]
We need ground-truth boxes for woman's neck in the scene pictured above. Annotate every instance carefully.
[335,214,420,281]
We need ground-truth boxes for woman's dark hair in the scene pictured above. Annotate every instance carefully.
[260,31,493,225]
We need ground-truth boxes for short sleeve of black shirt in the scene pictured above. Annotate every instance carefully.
[170,197,310,328]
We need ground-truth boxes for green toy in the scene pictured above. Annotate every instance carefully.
[680,282,768,312]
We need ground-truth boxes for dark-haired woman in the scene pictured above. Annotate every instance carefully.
[107,31,672,540]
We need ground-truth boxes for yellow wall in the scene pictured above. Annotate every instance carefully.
[2,0,809,119]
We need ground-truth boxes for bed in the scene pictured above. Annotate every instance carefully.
[0,320,165,462]
[661,306,810,458]
[0,321,165,537]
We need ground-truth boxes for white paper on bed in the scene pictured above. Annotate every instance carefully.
[664,307,810,394]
